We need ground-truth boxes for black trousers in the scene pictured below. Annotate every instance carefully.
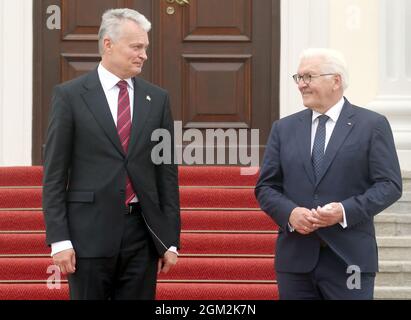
[277,246,375,300]
[68,208,159,300]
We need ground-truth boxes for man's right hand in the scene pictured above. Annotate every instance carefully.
[52,248,76,275]
[289,207,318,235]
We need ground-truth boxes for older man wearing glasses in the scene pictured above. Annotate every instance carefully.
[255,48,402,299]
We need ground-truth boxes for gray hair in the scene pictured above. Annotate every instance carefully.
[98,8,151,55]
[300,48,349,90]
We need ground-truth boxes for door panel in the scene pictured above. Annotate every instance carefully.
[182,54,251,128]
[182,0,251,41]
[61,0,134,40]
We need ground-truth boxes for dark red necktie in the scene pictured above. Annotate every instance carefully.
[117,80,136,204]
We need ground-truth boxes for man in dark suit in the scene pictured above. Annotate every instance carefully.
[255,48,402,299]
[42,8,180,300]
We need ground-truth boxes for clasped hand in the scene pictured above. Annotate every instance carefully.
[289,203,343,235]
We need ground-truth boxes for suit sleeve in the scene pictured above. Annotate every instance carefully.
[255,122,298,230]
[156,93,181,248]
[342,116,402,228]
[42,85,74,245]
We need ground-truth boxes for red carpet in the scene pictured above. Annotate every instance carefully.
[0,283,279,300]
[0,233,277,255]
[0,166,43,187]
[0,166,278,300]
[178,166,259,186]
[0,211,45,231]
[0,257,276,281]
[0,188,260,209]
[0,210,276,232]
[157,283,278,300]
[0,166,258,187]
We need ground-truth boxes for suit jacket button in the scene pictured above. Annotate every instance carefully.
[314,194,319,200]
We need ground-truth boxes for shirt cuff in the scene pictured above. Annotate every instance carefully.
[51,240,73,257]
[288,223,295,232]
[168,246,179,255]
[339,203,348,229]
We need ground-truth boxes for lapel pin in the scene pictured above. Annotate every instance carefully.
[347,122,352,126]
[146,95,151,102]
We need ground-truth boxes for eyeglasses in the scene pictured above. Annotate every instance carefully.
[292,73,337,85]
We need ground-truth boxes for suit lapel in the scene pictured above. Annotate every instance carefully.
[296,109,316,186]
[315,99,355,185]
[81,70,124,156]
[129,78,153,153]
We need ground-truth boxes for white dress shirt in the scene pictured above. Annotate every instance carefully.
[98,63,135,123]
[310,97,344,154]
[51,64,177,256]
[98,63,137,205]
[311,97,347,228]
[289,97,348,231]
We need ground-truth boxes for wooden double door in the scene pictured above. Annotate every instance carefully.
[33,0,280,165]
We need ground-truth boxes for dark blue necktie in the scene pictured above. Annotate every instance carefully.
[312,115,329,181]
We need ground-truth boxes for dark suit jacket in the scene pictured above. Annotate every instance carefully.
[42,69,180,258]
[255,98,402,273]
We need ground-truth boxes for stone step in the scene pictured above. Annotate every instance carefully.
[374,286,411,300]
[402,171,411,193]
[383,191,411,214]
[377,236,411,260]
[375,213,411,236]
[376,261,411,287]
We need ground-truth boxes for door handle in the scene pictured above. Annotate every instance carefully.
[166,0,190,6]
[176,0,190,5]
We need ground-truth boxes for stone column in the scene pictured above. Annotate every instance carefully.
[0,0,33,166]
[280,0,330,118]
[368,0,411,171]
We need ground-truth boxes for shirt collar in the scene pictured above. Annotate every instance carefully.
[97,63,134,91]
[312,97,345,123]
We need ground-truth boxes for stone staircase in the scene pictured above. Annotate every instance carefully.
[375,171,411,299]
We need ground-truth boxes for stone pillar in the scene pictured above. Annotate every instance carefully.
[280,0,330,118]
[0,0,33,166]
[368,0,411,171]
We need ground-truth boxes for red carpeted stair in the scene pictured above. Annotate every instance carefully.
[0,233,277,256]
[0,166,278,300]
[0,188,260,209]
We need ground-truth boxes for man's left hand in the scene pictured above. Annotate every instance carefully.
[307,202,344,228]
[158,250,178,274]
